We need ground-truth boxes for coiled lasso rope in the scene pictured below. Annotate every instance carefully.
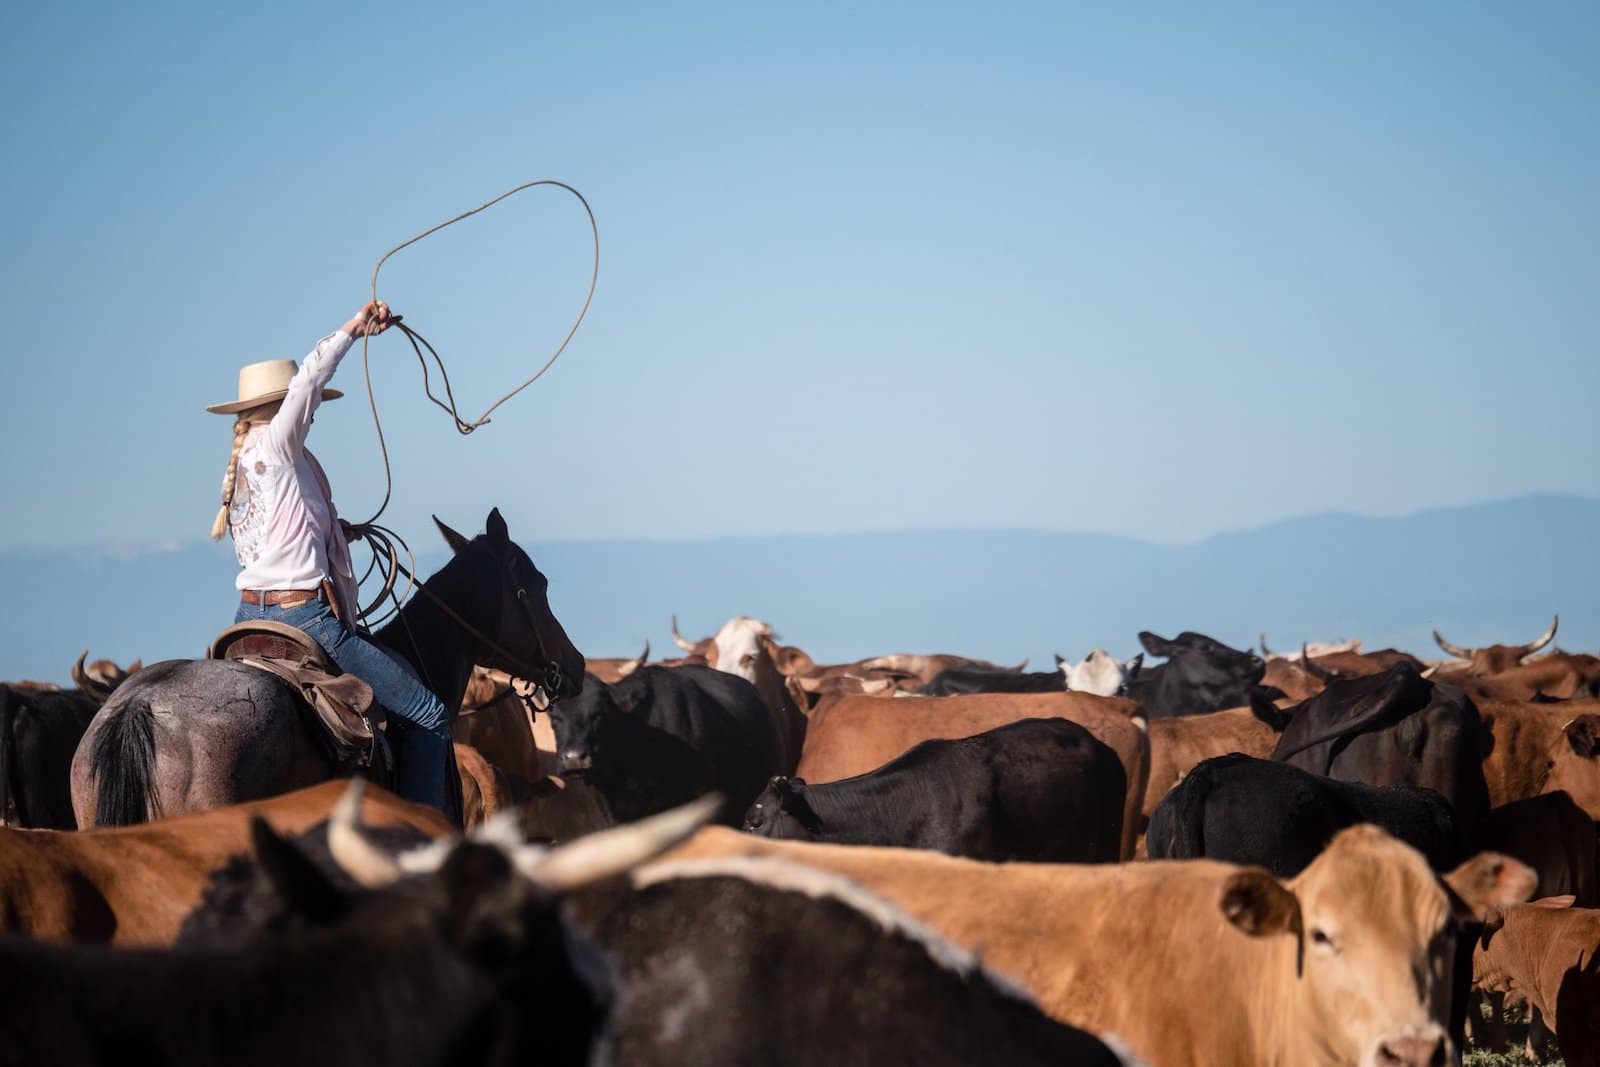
[344,179,599,626]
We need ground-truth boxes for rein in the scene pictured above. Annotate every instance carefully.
[386,548,566,700]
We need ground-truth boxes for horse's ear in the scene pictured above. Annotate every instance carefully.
[433,515,471,554]
[486,508,510,549]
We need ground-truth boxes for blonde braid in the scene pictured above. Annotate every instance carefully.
[208,416,252,540]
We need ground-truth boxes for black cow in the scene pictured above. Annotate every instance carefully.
[1126,631,1274,718]
[918,667,1067,697]
[0,685,100,828]
[742,718,1125,863]
[1253,662,1492,840]
[1147,753,1471,877]
[569,863,1134,1066]
[0,786,716,1067]
[545,665,783,825]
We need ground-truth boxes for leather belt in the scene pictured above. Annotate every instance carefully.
[241,587,325,608]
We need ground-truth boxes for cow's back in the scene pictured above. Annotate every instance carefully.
[659,828,1274,1067]
[0,781,452,945]
[796,692,1148,859]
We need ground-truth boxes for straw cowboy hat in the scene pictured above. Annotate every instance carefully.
[206,359,342,415]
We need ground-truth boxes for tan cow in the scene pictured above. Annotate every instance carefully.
[1141,704,1281,827]
[1474,897,1600,1067]
[1478,698,1600,816]
[795,692,1148,862]
[663,827,1534,1067]
[0,780,451,945]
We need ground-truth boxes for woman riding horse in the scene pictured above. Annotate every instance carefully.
[204,302,454,811]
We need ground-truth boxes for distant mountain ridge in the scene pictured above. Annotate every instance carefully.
[2,494,1593,683]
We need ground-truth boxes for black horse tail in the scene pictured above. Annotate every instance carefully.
[90,698,159,826]
[0,687,16,826]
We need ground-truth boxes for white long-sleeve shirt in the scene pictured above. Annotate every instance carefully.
[230,330,360,621]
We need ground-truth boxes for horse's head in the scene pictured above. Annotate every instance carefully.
[433,508,586,703]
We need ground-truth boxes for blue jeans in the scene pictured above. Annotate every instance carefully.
[234,596,452,813]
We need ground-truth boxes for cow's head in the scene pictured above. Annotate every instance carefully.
[544,678,622,777]
[1431,615,1558,675]
[671,615,780,682]
[187,784,716,1065]
[742,776,822,836]
[1140,631,1265,687]
[1056,649,1142,697]
[1220,826,1534,1067]
[1543,713,1600,816]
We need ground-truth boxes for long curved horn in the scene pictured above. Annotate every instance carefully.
[1519,614,1559,657]
[515,793,721,891]
[70,651,113,700]
[1300,644,1337,681]
[1433,629,1473,660]
[670,615,696,652]
[618,640,650,678]
[1259,633,1275,658]
[70,651,92,690]
[326,780,403,888]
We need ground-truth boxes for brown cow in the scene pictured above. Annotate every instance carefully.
[1474,897,1600,1067]
[585,642,652,685]
[1479,699,1600,816]
[1142,704,1281,825]
[0,781,451,945]
[795,692,1148,862]
[663,827,1534,1067]
[1432,616,1561,677]
[452,672,555,782]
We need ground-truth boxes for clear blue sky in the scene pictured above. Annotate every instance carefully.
[3,3,1596,554]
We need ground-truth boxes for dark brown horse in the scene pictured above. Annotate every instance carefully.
[70,509,584,827]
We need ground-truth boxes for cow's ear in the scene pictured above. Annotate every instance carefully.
[1124,653,1144,680]
[486,508,510,549]
[434,515,471,554]
[1565,715,1600,759]
[1250,690,1294,732]
[1054,654,1067,669]
[1443,853,1537,922]
[251,816,350,924]
[1220,869,1302,940]
[1139,631,1174,657]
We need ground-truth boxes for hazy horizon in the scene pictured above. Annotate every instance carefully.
[3,492,1592,683]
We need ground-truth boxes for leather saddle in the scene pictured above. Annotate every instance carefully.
[208,621,387,770]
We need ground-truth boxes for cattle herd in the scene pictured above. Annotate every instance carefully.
[4,610,1599,1065]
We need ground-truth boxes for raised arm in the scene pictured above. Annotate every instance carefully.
[262,301,399,461]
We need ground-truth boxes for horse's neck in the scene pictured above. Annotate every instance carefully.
[373,588,479,713]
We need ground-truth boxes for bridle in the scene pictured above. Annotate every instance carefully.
[391,544,567,703]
